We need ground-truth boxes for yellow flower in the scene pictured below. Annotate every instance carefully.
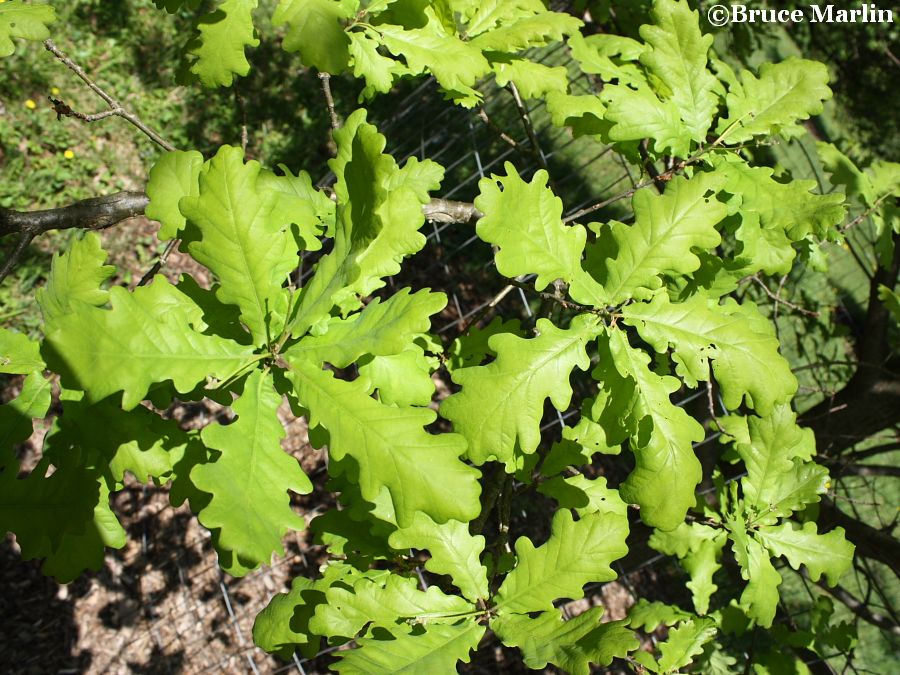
[25,99,37,110]
[51,87,60,96]
[64,149,75,159]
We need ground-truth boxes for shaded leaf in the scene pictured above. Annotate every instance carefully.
[333,619,484,674]
[494,608,638,674]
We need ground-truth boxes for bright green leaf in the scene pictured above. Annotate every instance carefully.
[145,150,204,240]
[650,523,726,615]
[311,573,473,638]
[287,288,445,367]
[441,315,599,469]
[180,145,301,345]
[469,12,581,52]
[729,513,782,627]
[378,21,490,106]
[193,369,310,572]
[474,163,604,303]
[717,59,832,143]
[37,232,115,322]
[290,111,436,335]
[359,348,435,407]
[599,173,726,304]
[43,276,254,410]
[388,512,489,602]
[595,329,705,530]
[189,0,259,87]
[0,1,55,57]
[756,521,854,587]
[288,360,481,527]
[656,618,718,673]
[639,0,718,144]
[628,599,692,632]
[624,292,797,415]
[722,407,827,520]
[494,608,638,674]
[537,475,628,519]
[495,509,628,612]
[274,0,352,73]
[0,328,44,375]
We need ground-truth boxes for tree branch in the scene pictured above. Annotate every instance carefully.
[0,192,149,282]
[0,192,481,282]
[422,198,482,224]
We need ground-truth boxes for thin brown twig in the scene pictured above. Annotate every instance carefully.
[747,274,820,317]
[476,108,519,149]
[506,82,551,181]
[234,85,249,155]
[706,381,727,433]
[840,193,891,233]
[442,282,517,354]
[507,278,607,317]
[318,72,340,132]
[562,135,763,224]
[43,39,176,152]
[137,239,180,287]
[563,158,693,223]
[807,571,900,636]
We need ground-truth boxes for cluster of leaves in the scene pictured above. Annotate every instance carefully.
[0,0,880,672]
[146,0,582,105]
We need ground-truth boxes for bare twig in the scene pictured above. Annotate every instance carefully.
[234,85,249,155]
[476,108,519,149]
[747,274,820,317]
[137,239,180,287]
[506,82,551,180]
[706,381,727,433]
[834,463,900,478]
[507,278,607,317]
[43,39,176,152]
[563,158,693,223]
[318,72,340,132]
[840,193,891,233]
